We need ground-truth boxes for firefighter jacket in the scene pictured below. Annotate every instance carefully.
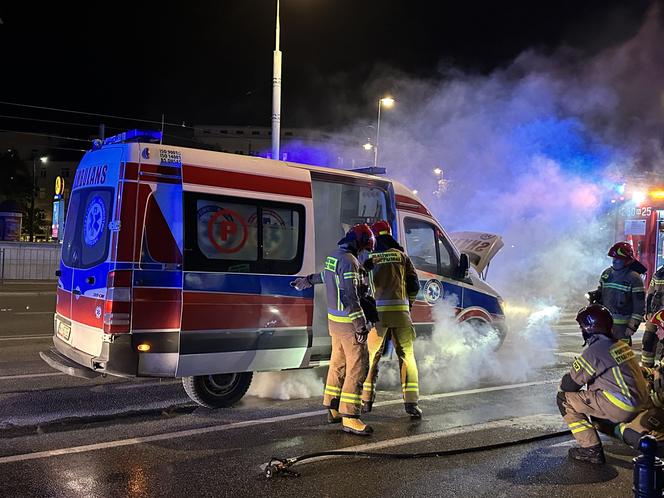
[367,242,420,328]
[309,245,367,334]
[647,266,664,314]
[566,334,649,413]
[598,266,646,326]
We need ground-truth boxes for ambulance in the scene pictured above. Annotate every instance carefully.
[40,130,506,408]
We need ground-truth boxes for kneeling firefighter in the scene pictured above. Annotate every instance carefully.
[360,220,422,419]
[292,224,376,436]
[557,304,649,464]
[640,265,664,367]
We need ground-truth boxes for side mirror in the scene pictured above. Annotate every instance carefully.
[456,253,469,280]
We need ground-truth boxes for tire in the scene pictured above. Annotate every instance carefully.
[182,372,253,408]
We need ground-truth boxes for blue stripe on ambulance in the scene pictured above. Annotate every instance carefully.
[183,272,314,298]
[417,279,502,316]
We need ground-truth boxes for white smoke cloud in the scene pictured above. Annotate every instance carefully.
[376,297,560,394]
[247,369,323,400]
[246,7,662,400]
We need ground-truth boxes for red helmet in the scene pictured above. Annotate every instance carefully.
[650,309,664,331]
[370,220,392,237]
[340,224,376,252]
[576,304,613,340]
[608,242,635,262]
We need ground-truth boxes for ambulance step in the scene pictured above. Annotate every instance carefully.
[39,349,102,379]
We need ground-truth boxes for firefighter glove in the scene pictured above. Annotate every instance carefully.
[355,326,369,345]
[291,275,313,291]
[627,318,640,335]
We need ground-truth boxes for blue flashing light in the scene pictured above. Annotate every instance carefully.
[102,129,162,146]
[349,167,387,175]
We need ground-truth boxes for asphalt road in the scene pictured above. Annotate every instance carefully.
[0,283,650,497]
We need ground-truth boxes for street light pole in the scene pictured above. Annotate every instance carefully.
[373,97,394,168]
[271,0,282,161]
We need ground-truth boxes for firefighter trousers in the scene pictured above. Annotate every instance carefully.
[611,324,632,345]
[323,330,369,418]
[362,324,419,405]
[557,389,636,447]
[641,322,660,367]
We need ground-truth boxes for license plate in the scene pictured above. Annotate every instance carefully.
[57,322,71,341]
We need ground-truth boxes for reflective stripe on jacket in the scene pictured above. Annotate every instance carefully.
[368,247,420,327]
[310,246,367,333]
[569,334,649,412]
[647,266,664,314]
[599,266,646,324]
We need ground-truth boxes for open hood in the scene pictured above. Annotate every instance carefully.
[449,231,504,275]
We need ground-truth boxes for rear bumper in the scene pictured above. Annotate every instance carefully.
[39,348,102,379]
[41,333,139,378]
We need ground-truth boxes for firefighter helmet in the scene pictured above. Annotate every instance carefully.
[370,220,392,237]
[608,242,635,262]
[338,224,376,252]
[650,309,664,331]
[576,304,614,343]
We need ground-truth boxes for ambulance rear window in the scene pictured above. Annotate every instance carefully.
[62,188,113,269]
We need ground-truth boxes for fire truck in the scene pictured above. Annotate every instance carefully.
[613,178,664,285]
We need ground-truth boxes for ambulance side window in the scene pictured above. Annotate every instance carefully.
[184,192,305,274]
[404,218,456,278]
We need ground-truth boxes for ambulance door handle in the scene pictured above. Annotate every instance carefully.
[86,276,95,285]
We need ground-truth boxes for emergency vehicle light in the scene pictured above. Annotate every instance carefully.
[102,129,163,146]
[650,190,664,200]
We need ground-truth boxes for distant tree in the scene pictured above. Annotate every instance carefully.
[21,207,48,240]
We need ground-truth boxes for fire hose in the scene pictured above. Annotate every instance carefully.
[261,428,571,478]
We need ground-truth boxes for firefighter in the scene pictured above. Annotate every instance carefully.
[614,362,664,453]
[292,224,376,436]
[592,242,646,344]
[557,304,649,464]
[641,265,664,367]
[360,220,422,419]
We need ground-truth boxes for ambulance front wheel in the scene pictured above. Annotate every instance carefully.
[182,372,253,408]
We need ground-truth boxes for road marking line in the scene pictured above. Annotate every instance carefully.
[293,413,566,467]
[0,335,52,341]
[0,372,64,381]
[0,379,558,464]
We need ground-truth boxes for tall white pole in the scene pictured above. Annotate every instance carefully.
[271,0,282,160]
[373,100,382,167]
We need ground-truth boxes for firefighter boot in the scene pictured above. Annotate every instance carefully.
[327,408,341,424]
[568,444,606,465]
[342,417,374,436]
[405,403,422,420]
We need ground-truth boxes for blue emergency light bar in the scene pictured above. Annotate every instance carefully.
[102,129,163,146]
[349,166,387,175]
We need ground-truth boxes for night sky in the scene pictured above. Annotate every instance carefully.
[0,1,653,134]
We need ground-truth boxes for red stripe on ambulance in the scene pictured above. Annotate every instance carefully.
[182,292,313,330]
[182,165,312,198]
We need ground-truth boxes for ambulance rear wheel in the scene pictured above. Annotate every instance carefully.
[182,372,253,408]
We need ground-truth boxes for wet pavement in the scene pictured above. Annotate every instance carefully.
[0,282,649,497]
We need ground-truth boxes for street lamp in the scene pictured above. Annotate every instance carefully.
[363,142,373,151]
[30,155,48,242]
[271,0,282,161]
[373,97,395,167]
